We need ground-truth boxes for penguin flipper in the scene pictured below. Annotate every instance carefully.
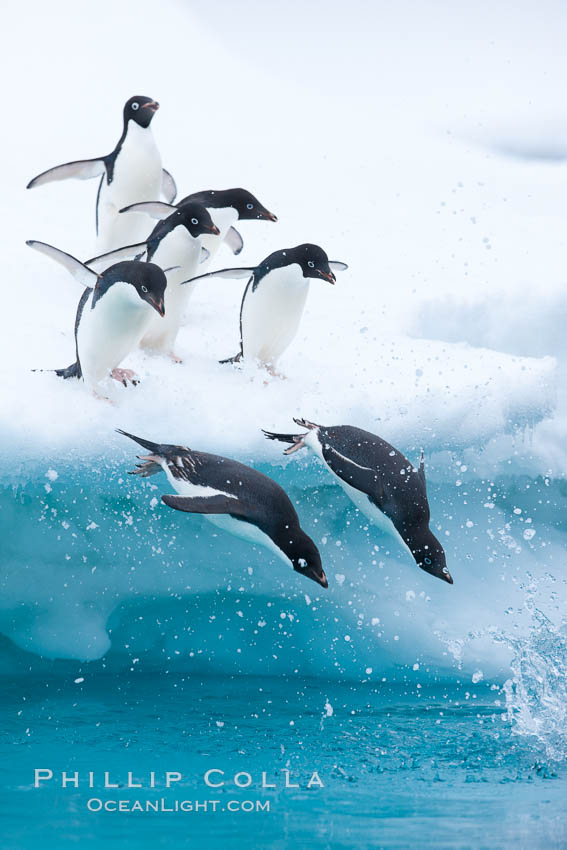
[161,169,177,203]
[417,449,427,489]
[322,443,387,508]
[180,268,254,286]
[86,243,148,272]
[119,201,177,220]
[26,240,99,289]
[329,261,349,272]
[27,158,107,189]
[200,247,210,264]
[224,226,244,255]
[162,493,248,516]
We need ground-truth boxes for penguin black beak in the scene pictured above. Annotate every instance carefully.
[303,568,328,589]
[317,269,336,285]
[206,224,221,235]
[148,297,165,317]
[145,101,160,112]
[260,211,278,222]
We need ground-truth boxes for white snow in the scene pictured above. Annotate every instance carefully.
[1,0,566,476]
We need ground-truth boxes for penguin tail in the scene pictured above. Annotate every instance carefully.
[30,362,81,379]
[54,361,81,380]
[219,351,242,365]
[262,428,308,455]
[116,429,161,454]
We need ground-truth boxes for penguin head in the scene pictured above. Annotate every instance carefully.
[225,188,278,222]
[124,96,160,129]
[174,203,221,239]
[410,529,453,585]
[294,244,337,284]
[289,533,328,588]
[101,261,166,317]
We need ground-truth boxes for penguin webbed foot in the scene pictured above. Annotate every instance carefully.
[262,430,307,455]
[127,456,162,478]
[265,364,286,380]
[111,368,139,387]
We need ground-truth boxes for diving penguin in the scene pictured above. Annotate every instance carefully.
[26,240,166,395]
[27,96,176,253]
[118,429,328,589]
[183,244,348,371]
[85,203,220,361]
[263,419,453,584]
[119,187,277,268]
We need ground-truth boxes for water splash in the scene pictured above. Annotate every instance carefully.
[500,608,567,762]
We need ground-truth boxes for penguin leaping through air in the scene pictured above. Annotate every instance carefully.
[184,244,348,373]
[263,419,453,585]
[26,96,176,254]
[119,187,277,269]
[118,429,328,589]
[85,203,220,361]
[27,240,167,397]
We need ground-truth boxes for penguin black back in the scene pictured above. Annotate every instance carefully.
[118,429,327,588]
[264,420,453,584]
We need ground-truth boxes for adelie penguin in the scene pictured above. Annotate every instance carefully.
[27,240,167,396]
[263,419,453,585]
[118,429,328,589]
[26,96,176,253]
[119,187,277,269]
[185,244,348,372]
[85,203,220,361]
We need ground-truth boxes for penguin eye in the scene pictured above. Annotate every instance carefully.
[307,260,315,268]
[191,218,198,225]
[246,203,254,210]
[141,285,148,293]
[131,102,139,111]
[298,558,308,568]
[424,557,432,565]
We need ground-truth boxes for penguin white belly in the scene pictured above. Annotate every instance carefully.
[241,266,309,365]
[161,467,292,567]
[97,125,162,253]
[205,513,292,567]
[335,476,411,555]
[141,231,201,353]
[199,207,238,270]
[304,432,411,555]
[77,284,154,387]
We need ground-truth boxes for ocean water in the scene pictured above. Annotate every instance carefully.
[2,674,567,849]
[2,455,567,847]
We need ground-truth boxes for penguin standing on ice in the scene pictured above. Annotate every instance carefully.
[184,244,348,372]
[85,203,220,361]
[118,429,328,589]
[26,96,176,253]
[26,241,166,395]
[263,419,453,585]
[119,187,277,268]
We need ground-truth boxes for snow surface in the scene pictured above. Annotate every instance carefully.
[3,0,566,471]
[2,0,567,676]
